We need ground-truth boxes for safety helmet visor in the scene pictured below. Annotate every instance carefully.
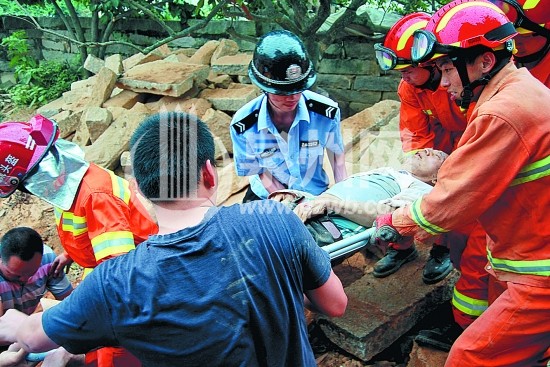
[374,43,413,71]
[490,0,550,35]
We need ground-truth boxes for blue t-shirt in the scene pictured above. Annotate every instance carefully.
[43,202,331,367]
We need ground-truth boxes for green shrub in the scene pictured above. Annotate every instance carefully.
[1,30,81,107]
[9,59,81,107]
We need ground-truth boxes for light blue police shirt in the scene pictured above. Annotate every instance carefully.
[230,90,344,199]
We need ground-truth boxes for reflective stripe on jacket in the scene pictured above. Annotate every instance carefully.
[55,163,158,269]
[392,62,550,287]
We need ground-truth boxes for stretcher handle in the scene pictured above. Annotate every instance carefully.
[322,227,375,260]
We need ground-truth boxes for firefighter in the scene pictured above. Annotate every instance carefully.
[230,29,347,202]
[0,115,159,367]
[372,0,550,365]
[373,13,470,290]
[490,0,550,86]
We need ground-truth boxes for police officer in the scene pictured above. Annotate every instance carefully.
[230,30,347,202]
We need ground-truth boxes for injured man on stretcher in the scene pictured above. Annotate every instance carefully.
[268,148,448,265]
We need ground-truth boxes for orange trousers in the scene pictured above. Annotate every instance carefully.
[450,223,489,329]
[445,279,550,366]
[85,347,141,367]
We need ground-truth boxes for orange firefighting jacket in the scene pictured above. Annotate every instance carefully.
[392,62,550,288]
[54,163,158,269]
[398,79,467,154]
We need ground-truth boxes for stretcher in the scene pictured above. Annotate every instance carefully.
[322,227,375,263]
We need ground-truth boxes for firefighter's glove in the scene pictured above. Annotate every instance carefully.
[370,213,413,250]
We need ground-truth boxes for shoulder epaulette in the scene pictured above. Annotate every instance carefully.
[306,99,339,119]
[232,109,259,134]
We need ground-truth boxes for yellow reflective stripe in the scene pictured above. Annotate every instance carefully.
[92,231,136,260]
[397,20,428,51]
[422,109,433,116]
[488,248,550,276]
[436,2,504,33]
[452,286,488,317]
[409,199,449,235]
[107,169,131,205]
[54,207,62,226]
[510,155,550,186]
[523,0,540,10]
[59,211,88,236]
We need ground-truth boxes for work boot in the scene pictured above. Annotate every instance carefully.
[422,245,453,284]
[414,321,464,352]
[373,246,418,278]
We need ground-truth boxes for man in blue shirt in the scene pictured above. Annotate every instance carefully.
[231,30,347,201]
[0,111,348,367]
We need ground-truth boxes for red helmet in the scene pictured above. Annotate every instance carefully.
[0,115,59,198]
[489,0,550,34]
[375,12,431,70]
[412,0,517,63]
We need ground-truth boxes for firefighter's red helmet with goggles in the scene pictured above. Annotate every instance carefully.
[0,115,59,198]
[490,0,550,34]
[411,0,518,63]
[374,12,431,71]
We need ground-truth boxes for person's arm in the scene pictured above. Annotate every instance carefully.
[327,151,347,183]
[49,253,73,278]
[259,171,287,194]
[86,192,138,265]
[304,270,347,317]
[398,81,435,153]
[0,343,32,367]
[17,313,59,353]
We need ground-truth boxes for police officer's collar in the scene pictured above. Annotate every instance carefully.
[258,94,310,133]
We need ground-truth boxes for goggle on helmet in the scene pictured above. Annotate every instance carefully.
[374,12,431,71]
[489,0,550,35]
[410,0,518,64]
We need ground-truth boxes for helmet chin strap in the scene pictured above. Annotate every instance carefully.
[417,66,441,91]
[452,51,511,109]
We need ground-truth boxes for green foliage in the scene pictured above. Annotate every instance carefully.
[1,31,80,107]
[9,59,81,107]
[0,0,90,16]
[1,31,38,84]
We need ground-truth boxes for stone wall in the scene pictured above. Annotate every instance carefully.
[0,15,400,118]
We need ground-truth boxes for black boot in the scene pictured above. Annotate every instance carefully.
[414,321,464,352]
[423,245,453,284]
[373,246,418,278]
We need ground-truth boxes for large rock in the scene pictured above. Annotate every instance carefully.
[317,247,459,362]
[84,103,150,169]
[117,59,210,97]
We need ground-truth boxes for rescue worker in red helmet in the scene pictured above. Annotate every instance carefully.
[0,115,158,367]
[371,0,550,365]
[373,13,467,288]
[376,12,492,352]
[490,0,550,86]
[230,29,347,203]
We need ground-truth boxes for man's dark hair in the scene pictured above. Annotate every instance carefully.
[0,227,43,262]
[130,112,216,201]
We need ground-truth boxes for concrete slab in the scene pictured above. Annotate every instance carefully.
[317,245,458,362]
